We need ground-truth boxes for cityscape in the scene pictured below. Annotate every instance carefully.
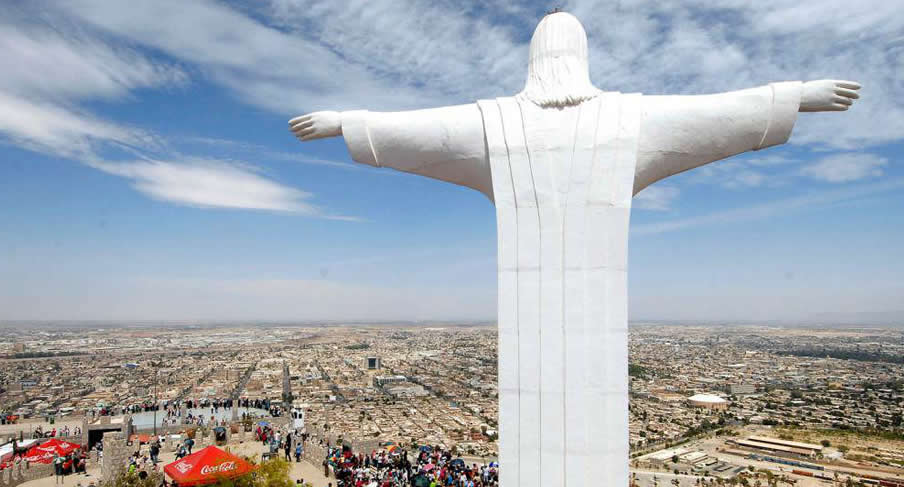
[1,1,901,486]
[1,322,902,486]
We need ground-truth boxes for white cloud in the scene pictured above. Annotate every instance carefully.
[724,169,767,189]
[689,161,773,190]
[3,0,901,219]
[179,136,361,170]
[0,19,185,103]
[0,6,351,218]
[0,13,182,157]
[84,158,354,218]
[10,0,903,150]
[0,92,154,158]
[745,155,798,167]
[0,13,168,158]
[64,0,904,148]
[50,0,472,112]
[568,0,904,149]
[799,153,888,183]
[634,184,679,211]
[632,177,904,236]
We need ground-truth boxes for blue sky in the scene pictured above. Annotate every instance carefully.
[1,0,902,323]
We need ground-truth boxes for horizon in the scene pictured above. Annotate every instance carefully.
[1,317,902,329]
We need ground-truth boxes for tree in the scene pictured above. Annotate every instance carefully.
[103,470,164,487]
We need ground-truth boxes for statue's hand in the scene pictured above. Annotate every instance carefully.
[799,80,860,112]
[289,111,342,141]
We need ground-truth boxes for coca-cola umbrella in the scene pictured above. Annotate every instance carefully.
[22,439,81,464]
[164,446,256,486]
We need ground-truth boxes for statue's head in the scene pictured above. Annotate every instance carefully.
[519,11,601,108]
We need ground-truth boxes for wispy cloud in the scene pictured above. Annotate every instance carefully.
[799,153,888,183]
[0,12,180,157]
[0,92,155,158]
[745,155,799,167]
[8,0,904,152]
[0,5,352,218]
[0,16,186,103]
[569,0,904,149]
[179,136,360,170]
[3,0,901,220]
[632,178,904,236]
[5,0,903,150]
[634,184,680,211]
[689,161,774,190]
[84,158,357,219]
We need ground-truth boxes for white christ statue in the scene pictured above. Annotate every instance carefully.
[289,11,860,487]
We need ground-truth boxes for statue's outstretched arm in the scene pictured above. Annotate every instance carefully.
[290,104,491,199]
[633,80,860,194]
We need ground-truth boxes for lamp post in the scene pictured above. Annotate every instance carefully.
[153,368,158,436]
[151,361,162,437]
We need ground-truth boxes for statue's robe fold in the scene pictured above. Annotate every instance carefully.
[478,93,641,487]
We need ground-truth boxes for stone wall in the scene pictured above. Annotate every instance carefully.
[0,461,55,487]
[303,424,381,455]
[101,431,129,484]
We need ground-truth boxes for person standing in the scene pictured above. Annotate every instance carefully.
[54,453,64,484]
[150,442,160,464]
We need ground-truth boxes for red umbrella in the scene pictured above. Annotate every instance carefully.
[23,439,81,464]
[164,446,256,486]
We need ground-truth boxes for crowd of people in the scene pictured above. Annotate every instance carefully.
[86,397,284,419]
[3,402,501,487]
[256,423,308,462]
[322,444,498,487]
[53,450,89,479]
[31,425,83,439]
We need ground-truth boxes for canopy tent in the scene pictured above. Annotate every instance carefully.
[22,439,80,463]
[129,434,151,444]
[164,446,256,486]
[2,440,40,464]
[0,444,14,462]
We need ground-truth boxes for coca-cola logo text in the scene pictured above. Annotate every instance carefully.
[201,462,236,475]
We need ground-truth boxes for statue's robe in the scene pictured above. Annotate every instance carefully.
[339,82,801,487]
